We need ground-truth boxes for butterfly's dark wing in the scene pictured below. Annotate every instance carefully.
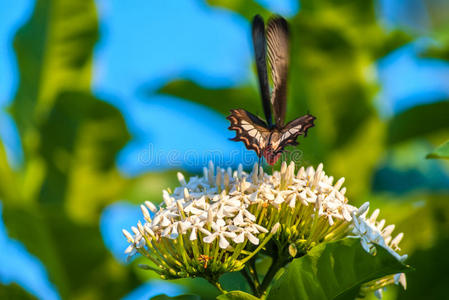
[270,114,316,152]
[252,15,273,128]
[266,16,289,127]
[227,109,271,157]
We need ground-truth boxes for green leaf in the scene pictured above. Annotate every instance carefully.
[387,101,449,145]
[4,0,141,298]
[397,238,449,299]
[217,291,259,300]
[2,204,139,299]
[150,294,201,300]
[37,91,130,219]
[427,140,449,160]
[12,0,98,142]
[420,45,449,61]
[157,80,260,116]
[0,283,36,299]
[267,238,409,300]
[0,141,19,202]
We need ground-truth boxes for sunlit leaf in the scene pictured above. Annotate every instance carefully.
[373,30,413,59]
[217,290,259,300]
[2,205,68,295]
[388,101,449,145]
[157,80,259,117]
[427,140,449,160]
[267,238,409,300]
[38,91,130,221]
[0,142,18,202]
[0,283,36,299]
[2,204,138,298]
[124,170,184,205]
[420,45,449,61]
[4,0,137,297]
[12,0,98,143]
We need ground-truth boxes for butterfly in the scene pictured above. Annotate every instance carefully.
[227,15,316,165]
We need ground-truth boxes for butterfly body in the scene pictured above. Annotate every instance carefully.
[227,15,316,165]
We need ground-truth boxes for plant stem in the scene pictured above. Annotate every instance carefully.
[208,278,227,294]
[240,268,258,295]
[258,250,289,298]
[258,261,280,297]
[248,258,261,287]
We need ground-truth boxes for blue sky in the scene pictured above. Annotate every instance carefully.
[1,0,449,299]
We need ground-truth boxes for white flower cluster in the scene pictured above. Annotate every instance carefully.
[122,161,410,293]
[258,161,357,225]
[352,203,407,298]
[123,161,359,264]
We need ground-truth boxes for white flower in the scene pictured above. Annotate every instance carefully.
[352,203,408,298]
[352,204,407,262]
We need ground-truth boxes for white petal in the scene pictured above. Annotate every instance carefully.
[189,228,197,241]
[203,233,218,244]
[357,202,370,216]
[289,194,296,208]
[131,226,139,235]
[274,194,284,204]
[162,190,173,206]
[390,232,404,247]
[125,246,137,257]
[374,289,382,299]
[246,232,259,245]
[219,234,230,249]
[253,224,268,233]
[140,205,152,222]
[216,218,226,227]
[243,210,256,222]
[233,232,245,243]
[233,211,244,225]
[271,223,281,234]
[248,192,258,202]
[382,224,395,237]
[125,244,135,254]
[161,227,171,237]
[145,200,158,213]
[342,208,352,221]
[398,273,407,289]
[122,229,134,243]
[161,216,171,227]
[177,172,186,186]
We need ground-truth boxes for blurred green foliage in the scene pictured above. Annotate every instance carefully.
[427,140,449,160]
[1,0,449,299]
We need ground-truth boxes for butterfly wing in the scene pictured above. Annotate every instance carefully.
[266,16,289,127]
[227,109,271,157]
[252,15,273,128]
[270,114,316,152]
